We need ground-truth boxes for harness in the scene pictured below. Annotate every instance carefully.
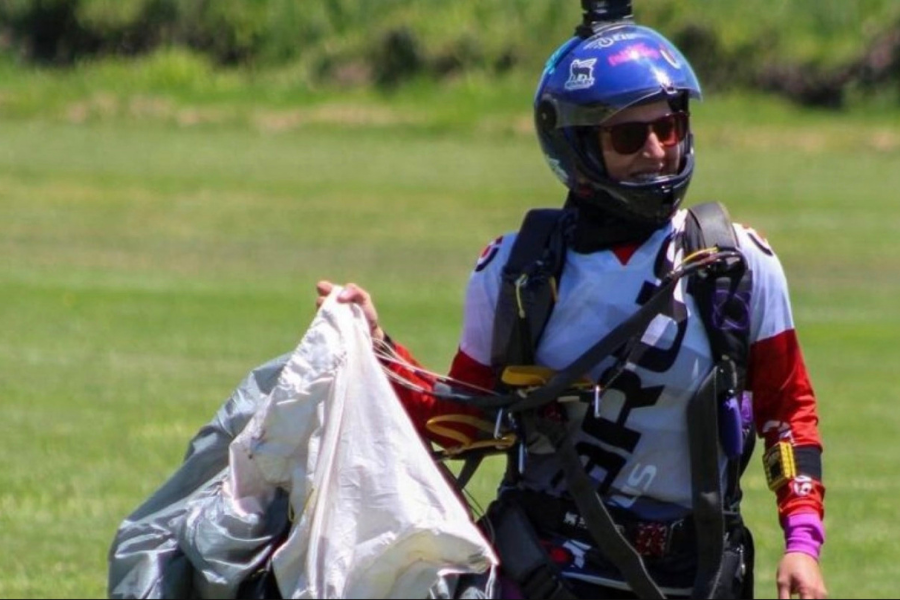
[446,202,755,599]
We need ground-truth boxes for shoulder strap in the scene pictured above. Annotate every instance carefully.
[685,201,755,476]
[684,202,755,599]
[490,208,572,371]
[684,201,751,395]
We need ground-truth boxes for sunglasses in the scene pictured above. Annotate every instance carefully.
[600,112,689,155]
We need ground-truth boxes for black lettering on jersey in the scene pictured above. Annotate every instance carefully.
[565,441,627,494]
[554,370,665,492]
[616,233,688,372]
[558,233,681,493]
[630,281,688,372]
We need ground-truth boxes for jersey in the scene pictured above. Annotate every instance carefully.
[383,208,824,534]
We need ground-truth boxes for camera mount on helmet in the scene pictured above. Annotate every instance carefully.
[576,0,634,38]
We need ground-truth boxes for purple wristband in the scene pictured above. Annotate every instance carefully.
[783,513,824,560]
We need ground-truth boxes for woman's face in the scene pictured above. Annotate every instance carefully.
[599,100,686,183]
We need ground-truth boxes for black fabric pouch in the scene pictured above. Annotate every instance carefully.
[708,525,755,600]
[482,498,576,600]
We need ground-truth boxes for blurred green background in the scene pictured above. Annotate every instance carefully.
[2,1,899,598]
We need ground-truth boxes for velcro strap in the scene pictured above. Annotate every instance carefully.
[795,446,823,480]
[764,443,823,491]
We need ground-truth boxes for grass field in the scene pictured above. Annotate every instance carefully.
[1,86,899,598]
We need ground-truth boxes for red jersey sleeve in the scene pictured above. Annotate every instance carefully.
[748,329,825,522]
[381,340,494,448]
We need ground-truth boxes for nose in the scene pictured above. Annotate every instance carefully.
[642,130,668,158]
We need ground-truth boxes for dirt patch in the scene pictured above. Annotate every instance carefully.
[252,103,423,132]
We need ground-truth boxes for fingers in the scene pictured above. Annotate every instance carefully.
[777,574,792,600]
[337,283,370,304]
[316,280,334,296]
[315,280,334,309]
[313,281,383,342]
[777,575,826,599]
[776,552,827,599]
[315,280,367,304]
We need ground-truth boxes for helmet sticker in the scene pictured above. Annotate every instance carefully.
[659,46,682,69]
[584,30,641,50]
[546,156,569,182]
[565,58,597,91]
[474,236,503,272]
[608,43,660,67]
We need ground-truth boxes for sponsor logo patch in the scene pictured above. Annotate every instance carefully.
[565,58,597,91]
[584,31,640,50]
[608,43,660,67]
[792,475,814,496]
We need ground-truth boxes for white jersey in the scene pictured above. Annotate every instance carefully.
[456,208,795,519]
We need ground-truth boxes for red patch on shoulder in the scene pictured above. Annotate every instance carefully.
[474,236,503,272]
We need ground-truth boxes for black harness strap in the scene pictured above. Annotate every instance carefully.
[684,202,753,599]
[684,202,750,391]
[540,418,665,600]
[491,208,572,369]
[509,274,679,413]
[687,361,730,599]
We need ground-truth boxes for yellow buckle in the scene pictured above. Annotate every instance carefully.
[763,441,797,491]
[501,365,556,387]
[500,365,593,389]
[425,414,517,458]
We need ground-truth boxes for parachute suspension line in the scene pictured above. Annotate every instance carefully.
[514,274,528,318]
[373,338,499,399]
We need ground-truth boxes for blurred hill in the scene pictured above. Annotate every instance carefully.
[2,0,900,109]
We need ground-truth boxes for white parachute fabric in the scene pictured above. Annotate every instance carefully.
[227,289,497,599]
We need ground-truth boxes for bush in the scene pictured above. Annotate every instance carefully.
[2,0,900,107]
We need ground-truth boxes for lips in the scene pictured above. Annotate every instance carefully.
[630,171,662,182]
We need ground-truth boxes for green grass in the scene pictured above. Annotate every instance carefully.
[1,85,899,598]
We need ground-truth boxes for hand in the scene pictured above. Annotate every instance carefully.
[315,280,385,342]
[777,552,827,599]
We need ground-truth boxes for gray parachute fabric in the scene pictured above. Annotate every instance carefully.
[107,353,291,599]
[108,289,497,599]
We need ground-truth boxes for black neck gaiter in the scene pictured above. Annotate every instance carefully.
[564,192,662,253]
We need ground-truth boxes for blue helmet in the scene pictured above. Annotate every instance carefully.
[534,22,702,226]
